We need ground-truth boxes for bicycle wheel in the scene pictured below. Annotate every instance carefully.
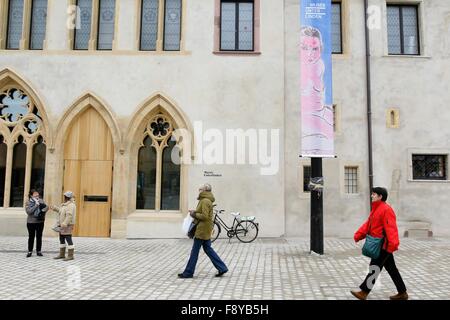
[235,220,258,243]
[211,222,221,242]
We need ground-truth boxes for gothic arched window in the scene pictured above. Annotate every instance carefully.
[136,113,180,211]
[0,86,47,207]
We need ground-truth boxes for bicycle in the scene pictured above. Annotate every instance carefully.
[211,206,259,243]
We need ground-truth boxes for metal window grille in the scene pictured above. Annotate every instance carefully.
[331,2,342,54]
[412,155,447,180]
[345,167,358,194]
[220,0,254,51]
[303,166,311,192]
[387,5,419,55]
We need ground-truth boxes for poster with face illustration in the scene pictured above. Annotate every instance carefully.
[300,0,334,157]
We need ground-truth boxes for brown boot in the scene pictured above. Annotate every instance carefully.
[54,246,66,259]
[63,247,74,261]
[390,292,408,300]
[350,290,369,300]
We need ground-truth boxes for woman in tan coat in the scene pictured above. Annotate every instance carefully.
[50,191,76,261]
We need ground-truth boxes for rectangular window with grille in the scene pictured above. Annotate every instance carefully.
[331,2,342,54]
[345,166,358,194]
[303,166,311,192]
[220,0,254,51]
[29,0,48,50]
[412,155,447,180]
[387,4,420,55]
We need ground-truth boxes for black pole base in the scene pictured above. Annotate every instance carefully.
[310,157,324,255]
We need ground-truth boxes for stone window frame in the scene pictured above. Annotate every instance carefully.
[136,111,181,211]
[331,0,350,58]
[213,0,261,55]
[339,161,363,197]
[0,84,47,208]
[407,148,450,183]
[331,0,343,54]
[68,0,119,51]
[298,158,311,199]
[0,0,49,50]
[135,0,186,52]
[382,0,428,58]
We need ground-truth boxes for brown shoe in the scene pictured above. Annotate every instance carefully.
[350,290,369,300]
[390,292,408,300]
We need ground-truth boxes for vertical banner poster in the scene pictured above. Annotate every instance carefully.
[300,0,334,157]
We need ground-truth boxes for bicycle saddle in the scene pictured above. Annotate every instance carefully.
[230,212,240,216]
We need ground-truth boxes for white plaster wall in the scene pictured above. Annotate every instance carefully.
[284,0,450,238]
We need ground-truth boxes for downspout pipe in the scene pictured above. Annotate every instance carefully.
[364,0,374,206]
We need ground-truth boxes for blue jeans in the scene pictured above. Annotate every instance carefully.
[182,238,228,277]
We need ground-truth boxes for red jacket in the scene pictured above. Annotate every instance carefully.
[354,200,400,253]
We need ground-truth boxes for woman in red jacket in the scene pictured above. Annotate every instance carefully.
[351,187,408,300]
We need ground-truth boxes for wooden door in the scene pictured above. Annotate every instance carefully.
[77,160,112,237]
[63,107,114,237]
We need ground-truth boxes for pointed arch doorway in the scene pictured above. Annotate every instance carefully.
[63,107,113,237]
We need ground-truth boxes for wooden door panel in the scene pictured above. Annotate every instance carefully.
[63,107,114,237]
[78,160,112,237]
[63,160,81,236]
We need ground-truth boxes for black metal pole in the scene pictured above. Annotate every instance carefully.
[310,157,323,254]
[364,0,374,207]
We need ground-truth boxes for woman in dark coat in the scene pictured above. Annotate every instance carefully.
[25,189,48,257]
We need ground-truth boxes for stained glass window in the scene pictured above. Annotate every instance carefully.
[74,0,92,50]
[0,85,46,207]
[30,0,48,50]
[387,5,419,55]
[97,0,116,50]
[161,137,180,210]
[137,136,157,209]
[10,136,26,207]
[163,0,181,51]
[6,0,24,49]
[30,136,46,197]
[331,2,342,54]
[140,0,159,51]
[220,1,254,51]
[0,137,6,206]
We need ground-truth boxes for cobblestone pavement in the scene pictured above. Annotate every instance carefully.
[0,236,449,300]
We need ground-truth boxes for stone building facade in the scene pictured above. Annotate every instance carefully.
[0,0,449,239]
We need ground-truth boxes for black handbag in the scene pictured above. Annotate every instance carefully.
[187,222,197,239]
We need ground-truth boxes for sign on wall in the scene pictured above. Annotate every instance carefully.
[300,0,334,157]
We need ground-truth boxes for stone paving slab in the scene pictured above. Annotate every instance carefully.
[0,236,449,300]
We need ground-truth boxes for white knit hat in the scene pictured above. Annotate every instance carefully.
[63,191,74,198]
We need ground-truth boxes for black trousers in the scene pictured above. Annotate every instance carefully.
[360,249,407,294]
[59,234,73,246]
[27,222,44,252]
